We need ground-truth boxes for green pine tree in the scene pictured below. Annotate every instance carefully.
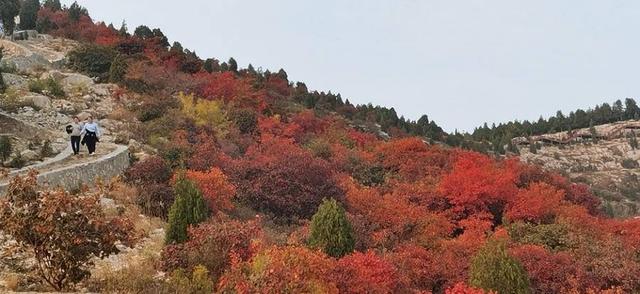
[308,198,355,258]
[0,0,21,36]
[108,54,128,83]
[528,140,537,154]
[589,120,599,144]
[629,132,638,150]
[0,47,5,93]
[0,135,12,163]
[42,0,61,11]
[165,176,209,244]
[469,240,531,294]
[18,0,39,30]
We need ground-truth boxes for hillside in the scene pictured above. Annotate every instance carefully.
[513,120,640,217]
[0,1,640,294]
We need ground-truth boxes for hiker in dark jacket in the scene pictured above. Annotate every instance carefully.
[81,115,101,155]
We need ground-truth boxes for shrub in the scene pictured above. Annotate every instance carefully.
[469,240,531,294]
[1,88,33,113]
[184,168,236,213]
[621,158,639,169]
[67,44,117,82]
[165,175,209,244]
[179,92,231,138]
[40,139,54,158]
[135,183,174,219]
[125,156,172,185]
[333,251,399,293]
[9,152,25,168]
[109,54,128,83]
[231,108,258,134]
[507,222,572,251]
[308,198,355,258]
[0,171,136,291]
[347,155,385,187]
[306,138,333,160]
[0,136,11,163]
[167,266,214,294]
[28,77,64,97]
[232,137,344,221]
[218,246,338,293]
[161,217,260,284]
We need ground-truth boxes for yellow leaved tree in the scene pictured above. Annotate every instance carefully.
[179,92,231,138]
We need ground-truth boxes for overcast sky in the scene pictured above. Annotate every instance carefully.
[64,0,640,132]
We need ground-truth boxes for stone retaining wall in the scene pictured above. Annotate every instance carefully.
[0,145,130,195]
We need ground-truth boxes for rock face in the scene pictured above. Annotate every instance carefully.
[19,150,39,162]
[517,122,640,217]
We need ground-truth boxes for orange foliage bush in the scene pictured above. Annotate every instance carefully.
[333,251,399,293]
[218,246,338,293]
[185,168,236,213]
[505,182,565,224]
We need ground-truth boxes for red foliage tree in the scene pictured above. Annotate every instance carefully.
[185,168,236,213]
[333,251,399,293]
[439,151,518,225]
[445,283,494,294]
[505,182,564,224]
[161,217,261,283]
[200,72,266,111]
[510,244,587,293]
[376,137,452,182]
[231,136,344,220]
[218,246,338,293]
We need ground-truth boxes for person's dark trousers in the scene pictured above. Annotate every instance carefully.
[70,136,81,154]
[84,132,97,154]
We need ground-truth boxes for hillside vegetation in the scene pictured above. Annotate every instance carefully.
[0,1,639,293]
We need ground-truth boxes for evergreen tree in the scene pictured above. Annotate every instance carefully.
[133,25,153,39]
[589,120,599,143]
[308,198,355,258]
[625,98,640,120]
[629,132,638,150]
[165,175,209,244]
[42,0,61,11]
[19,0,39,30]
[0,0,20,35]
[203,58,219,73]
[68,1,87,22]
[118,20,129,37]
[171,41,184,53]
[0,135,11,163]
[469,240,531,294]
[108,54,127,83]
[0,48,5,93]
[152,28,169,47]
[228,57,238,72]
[507,141,519,155]
[528,141,537,154]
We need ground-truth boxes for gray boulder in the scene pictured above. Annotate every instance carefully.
[25,94,52,110]
[1,73,28,90]
[40,70,66,82]
[20,149,39,161]
[61,73,94,93]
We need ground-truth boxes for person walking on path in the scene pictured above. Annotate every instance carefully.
[81,115,100,155]
[68,116,84,155]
